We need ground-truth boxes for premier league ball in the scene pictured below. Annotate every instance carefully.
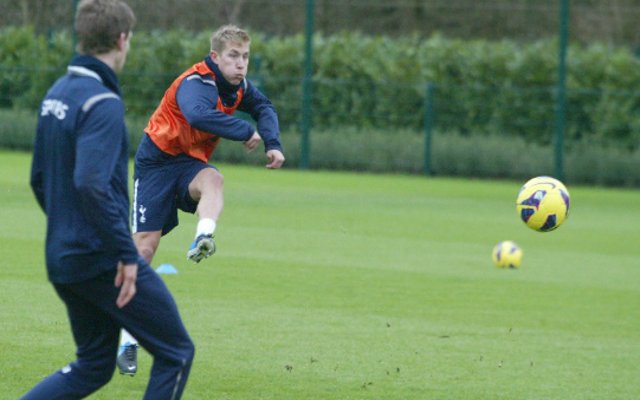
[516,176,570,232]
[492,241,523,269]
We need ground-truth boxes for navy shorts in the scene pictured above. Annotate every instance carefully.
[132,134,216,236]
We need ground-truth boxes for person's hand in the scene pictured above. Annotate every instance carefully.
[266,149,285,169]
[244,131,261,152]
[115,261,138,308]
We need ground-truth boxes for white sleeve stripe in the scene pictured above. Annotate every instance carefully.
[82,93,120,112]
[186,75,217,87]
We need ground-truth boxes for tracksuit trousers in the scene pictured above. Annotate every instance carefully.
[21,261,194,400]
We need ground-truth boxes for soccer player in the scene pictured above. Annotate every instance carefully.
[132,24,285,265]
[24,1,194,398]
[118,25,285,374]
[118,24,285,374]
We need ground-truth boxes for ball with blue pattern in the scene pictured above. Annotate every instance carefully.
[492,240,523,269]
[516,176,570,232]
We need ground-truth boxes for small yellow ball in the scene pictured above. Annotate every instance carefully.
[492,241,523,269]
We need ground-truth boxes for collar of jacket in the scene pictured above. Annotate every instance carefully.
[69,54,122,96]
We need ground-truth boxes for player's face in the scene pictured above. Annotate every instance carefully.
[211,41,250,85]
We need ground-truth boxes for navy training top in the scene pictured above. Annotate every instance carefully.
[30,55,140,284]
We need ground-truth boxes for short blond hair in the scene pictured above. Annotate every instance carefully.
[210,25,251,53]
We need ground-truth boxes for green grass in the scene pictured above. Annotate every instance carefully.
[1,149,639,399]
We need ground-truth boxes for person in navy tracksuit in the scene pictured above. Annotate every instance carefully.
[23,1,193,399]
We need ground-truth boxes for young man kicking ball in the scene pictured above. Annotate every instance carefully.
[117,24,285,375]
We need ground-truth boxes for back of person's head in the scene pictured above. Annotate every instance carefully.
[75,0,136,55]
[210,25,251,53]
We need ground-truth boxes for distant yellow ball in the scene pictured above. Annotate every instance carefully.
[492,241,523,269]
[516,176,570,232]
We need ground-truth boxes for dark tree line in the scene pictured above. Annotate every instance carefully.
[2,0,639,46]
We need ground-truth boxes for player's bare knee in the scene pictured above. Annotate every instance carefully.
[210,169,223,189]
[200,168,223,188]
[134,232,161,263]
[190,169,223,198]
[138,246,156,263]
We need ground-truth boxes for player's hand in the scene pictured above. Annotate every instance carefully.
[266,149,285,169]
[244,131,261,152]
[115,261,138,308]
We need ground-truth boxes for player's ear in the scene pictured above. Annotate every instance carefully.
[210,51,219,63]
[116,32,129,51]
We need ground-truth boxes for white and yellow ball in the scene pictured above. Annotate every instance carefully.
[516,176,570,232]
[492,241,523,269]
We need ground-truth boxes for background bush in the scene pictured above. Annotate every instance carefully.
[4,108,640,187]
[2,27,640,186]
[2,27,640,149]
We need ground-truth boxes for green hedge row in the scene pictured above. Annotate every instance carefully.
[2,27,640,149]
[2,26,640,188]
[3,108,639,187]
[0,27,640,149]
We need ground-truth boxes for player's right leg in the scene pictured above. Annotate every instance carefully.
[20,282,121,399]
[184,167,224,263]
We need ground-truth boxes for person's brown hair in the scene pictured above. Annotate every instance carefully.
[75,0,136,55]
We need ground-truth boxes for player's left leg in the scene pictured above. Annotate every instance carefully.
[115,262,195,399]
[116,329,139,376]
[117,230,167,377]
[134,230,163,264]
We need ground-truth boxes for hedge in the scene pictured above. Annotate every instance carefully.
[2,27,640,148]
[2,27,640,186]
[2,108,639,187]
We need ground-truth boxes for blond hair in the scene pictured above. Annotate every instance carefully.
[210,25,251,53]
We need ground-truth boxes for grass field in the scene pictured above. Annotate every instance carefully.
[1,149,639,399]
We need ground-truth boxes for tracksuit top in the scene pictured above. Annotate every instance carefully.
[145,56,282,163]
[30,55,140,284]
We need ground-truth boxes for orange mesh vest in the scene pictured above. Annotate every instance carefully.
[145,61,244,162]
